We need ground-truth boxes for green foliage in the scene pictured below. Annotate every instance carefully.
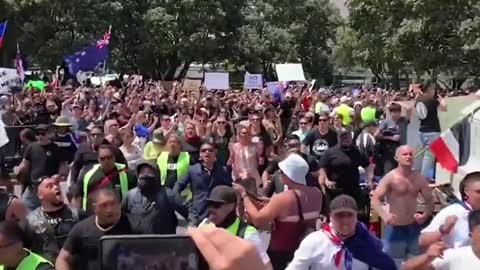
[0,0,340,82]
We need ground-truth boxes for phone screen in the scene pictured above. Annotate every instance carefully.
[101,235,202,270]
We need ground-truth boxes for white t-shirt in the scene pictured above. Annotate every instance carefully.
[431,246,480,269]
[421,204,470,248]
[286,230,370,270]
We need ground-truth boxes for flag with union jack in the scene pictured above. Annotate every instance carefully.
[64,29,111,75]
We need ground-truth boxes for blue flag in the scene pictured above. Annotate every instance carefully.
[64,32,110,75]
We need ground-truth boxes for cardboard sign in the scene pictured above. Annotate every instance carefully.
[0,68,21,94]
[182,79,202,91]
[244,72,263,89]
[204,72,229,90]
[275,63,306,81]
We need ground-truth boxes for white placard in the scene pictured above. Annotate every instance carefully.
[244,72,263,89]
[275,63,306,81]
[204,72,229,90]
[0,68,21,94]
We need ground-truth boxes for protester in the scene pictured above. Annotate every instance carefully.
[401,210,480,270]
[286,195,396,270]
[371,145,434,267]
[174,142,232,222]
[72,144,136,212]
[56,189,139,270]
[419,172,480,248]
[0,189,27,224]
[301,112,338,159]
[415,81,447,179]
[234,153,322,270]
[52,116,78,164]
[123,161,198,233]
[25,176,87,261]
[118,128,142,168]
[0,221,55,270]
[199,185,271,268]
[142,129,166,161]
[15,124,67,210]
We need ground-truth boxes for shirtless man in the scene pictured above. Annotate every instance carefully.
[371,145,434,268]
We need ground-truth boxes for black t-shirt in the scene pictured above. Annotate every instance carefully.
[182,137,203,164]
[62,214,138,270]
[209,129,233,166]
[280,100,295,120]
[416,96,441,132]
[25,206,88,261]
[54,133,78,163]
[302,129,338,159]
[24,142,63,184]
[319,146,369,191]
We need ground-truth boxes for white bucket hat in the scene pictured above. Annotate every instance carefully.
[278,153,309,185]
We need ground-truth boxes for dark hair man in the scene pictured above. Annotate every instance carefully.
[25,177,87,261]
[56,189,139,270]
[0,221,54,269]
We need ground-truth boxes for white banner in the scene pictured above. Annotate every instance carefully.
[205,72,229,90]
[275,63,306,81]
[244,72,263,89]
[0,68,21,94]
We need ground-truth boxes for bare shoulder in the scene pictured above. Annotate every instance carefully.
[379,170,395,185]
[412,171,430,187]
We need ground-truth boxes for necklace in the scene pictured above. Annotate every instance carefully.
[95,216,116,232]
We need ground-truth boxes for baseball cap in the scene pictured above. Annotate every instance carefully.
[278,154,308,185]
[330,195,358,214]
[206,185,237,204]
[136,160,158,176]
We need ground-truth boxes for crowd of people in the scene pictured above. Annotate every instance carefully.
[0,76,478,270]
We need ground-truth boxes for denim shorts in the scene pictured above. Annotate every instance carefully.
[383,223,422,260]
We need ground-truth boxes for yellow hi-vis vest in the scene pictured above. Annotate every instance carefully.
[0,249,53,270]
[337,104,353,126]
[226,218,257,239]
[157,152,191,199]
[82,163,129,211]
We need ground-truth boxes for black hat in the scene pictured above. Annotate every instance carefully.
[330,195,358,214]
[136,160,159,175]
[206,185,237,204]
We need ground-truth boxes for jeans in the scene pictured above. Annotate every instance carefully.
[383,223,423,269]
[21,185,40,211]
[419,132,440,179]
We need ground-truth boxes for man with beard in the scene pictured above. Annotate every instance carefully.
[56,189,139,270]
[25,176,87,261]
[319,128,373,224]
[199,185,271,269]
[123,161,198,234]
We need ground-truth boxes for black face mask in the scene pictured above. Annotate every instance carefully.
[138,174,158,193]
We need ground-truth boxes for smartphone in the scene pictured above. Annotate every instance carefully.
[100,235,205,270]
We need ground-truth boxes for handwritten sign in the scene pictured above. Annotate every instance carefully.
[275,63,306,81]
[244,73,263,89]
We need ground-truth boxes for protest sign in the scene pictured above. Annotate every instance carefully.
[244,72,263,89]
[0,68,21,94]
[182,78,202,91]
[267,81,284,103]
[204,72,229,90]
[275,63,306,81]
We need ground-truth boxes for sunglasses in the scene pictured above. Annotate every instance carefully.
[207,201,225,209]
[319,118,329,122]
[299,122,308,125]
[36,131,47,136]
[201,148,215,153]
[217,121,226,125]
[286,142,300,148]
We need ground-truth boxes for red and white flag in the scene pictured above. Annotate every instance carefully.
[429,116,471,173]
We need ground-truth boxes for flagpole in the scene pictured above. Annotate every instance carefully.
[102,25,112,76]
